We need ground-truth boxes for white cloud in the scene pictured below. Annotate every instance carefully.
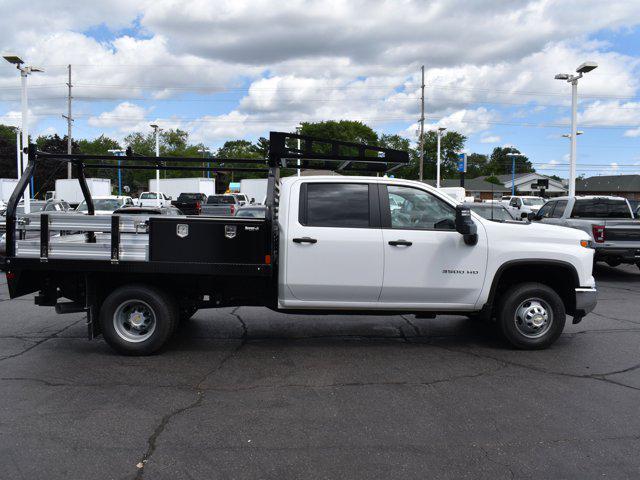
[480,135,501,143]
[88,102,148,131]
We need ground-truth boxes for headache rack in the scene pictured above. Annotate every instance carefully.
[2,131,409,275]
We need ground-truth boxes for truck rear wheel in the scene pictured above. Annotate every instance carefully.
[497,282,565,350]
[100,284,177,355]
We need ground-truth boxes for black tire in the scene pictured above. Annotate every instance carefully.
[100,284,178,355]
[497,282,565,350]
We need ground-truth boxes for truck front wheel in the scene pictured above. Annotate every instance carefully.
[497,282,565,350]
[100,284,177,355]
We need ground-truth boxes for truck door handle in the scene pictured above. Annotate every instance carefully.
[293,237,317,244]
[388,240,412,247]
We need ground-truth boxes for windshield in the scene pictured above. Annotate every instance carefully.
[207,196,236,205]
[470,205,514,222]
[140,193,158,199]
[77,199,123,212]
[522,198,544,206]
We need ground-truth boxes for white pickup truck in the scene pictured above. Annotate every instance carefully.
[2,132,597,355]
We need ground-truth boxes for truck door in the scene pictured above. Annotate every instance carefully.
[285,182,383,303]
[379,184,487,307]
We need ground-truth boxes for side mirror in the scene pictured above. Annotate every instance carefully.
[520,212,528,219]
[455,205,478,246]
[527,212,539,221]
[251,198,255,204]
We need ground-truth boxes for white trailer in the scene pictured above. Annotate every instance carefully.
[54,178,111,206]
[0,178,18,203]
[240,178,268,204]
[149,178,215,200]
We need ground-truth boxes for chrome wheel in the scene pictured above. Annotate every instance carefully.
[113,300,156,343]
[514,298,553,339]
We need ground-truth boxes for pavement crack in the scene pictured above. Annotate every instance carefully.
[437,346,640,393]
[590,311,640,326]
[0,318,84,363]
[133,337,247,479]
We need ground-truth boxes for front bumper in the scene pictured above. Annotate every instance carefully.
[574,287,597,316]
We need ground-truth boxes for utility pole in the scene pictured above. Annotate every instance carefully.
[418,65,425,181]
[62,64,73,179]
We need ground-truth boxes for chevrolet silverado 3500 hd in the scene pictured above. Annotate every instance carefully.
[1,132,596,355]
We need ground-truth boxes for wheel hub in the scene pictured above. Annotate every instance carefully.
[113,300,157,343]
[514,299,552,338]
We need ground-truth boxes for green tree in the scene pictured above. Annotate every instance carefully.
[400,130,466,180]
[465,153,489,178]
[0,125,20,179]
[33,134,81,198]
[487,146,535,176]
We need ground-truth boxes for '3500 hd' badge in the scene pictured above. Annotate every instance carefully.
[176,224,189,238]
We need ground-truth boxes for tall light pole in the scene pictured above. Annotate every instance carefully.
[150,124,161,206]
[198,145,210,179]
[108,149,126,196]
[418,65,425,181]
[555,61,598,197]
[3,55,43,213]
[436,126,446,188]
[506,151,525,196]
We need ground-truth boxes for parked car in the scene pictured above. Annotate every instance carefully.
[201,194,240,216]
[506,196,545,218]
[232,193,251,206]
[42,199,72,213]
[76,196,134,215]
[531,196,640,268]
[134,192,172,207]
[234,205,267,218]
[465,203,517,223]
[171,192,207,215]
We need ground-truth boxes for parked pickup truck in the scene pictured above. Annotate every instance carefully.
[531,195,640,268]
[1,132,597,355]
[201,195,240,216]
[171,192,207,215]
[135,192,172,207]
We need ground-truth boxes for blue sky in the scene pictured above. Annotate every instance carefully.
[1,0,639,180]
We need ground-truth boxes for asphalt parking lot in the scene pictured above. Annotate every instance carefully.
[1,266,639,480]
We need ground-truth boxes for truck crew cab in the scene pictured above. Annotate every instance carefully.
[1,133,597,355]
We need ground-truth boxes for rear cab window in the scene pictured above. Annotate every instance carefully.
[571,199,632,219]
[299,183,375,228]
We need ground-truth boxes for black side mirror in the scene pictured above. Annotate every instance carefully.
[520,212,528,219]
[455,205,478,246]
[527,212,539,221]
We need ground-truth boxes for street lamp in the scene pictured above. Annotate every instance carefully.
[108,149,126,196]
[150,124,162,206]
[435,126,446,188]
[197,145,210,179]
[505,151,525,196]
[555,61,598,197]
[3,55,44,213]
[561,131,583,139]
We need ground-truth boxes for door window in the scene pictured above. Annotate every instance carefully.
[385,185,455,230]
[537,202,555,218]
[550,200,567,218]
[301,183,370,228]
